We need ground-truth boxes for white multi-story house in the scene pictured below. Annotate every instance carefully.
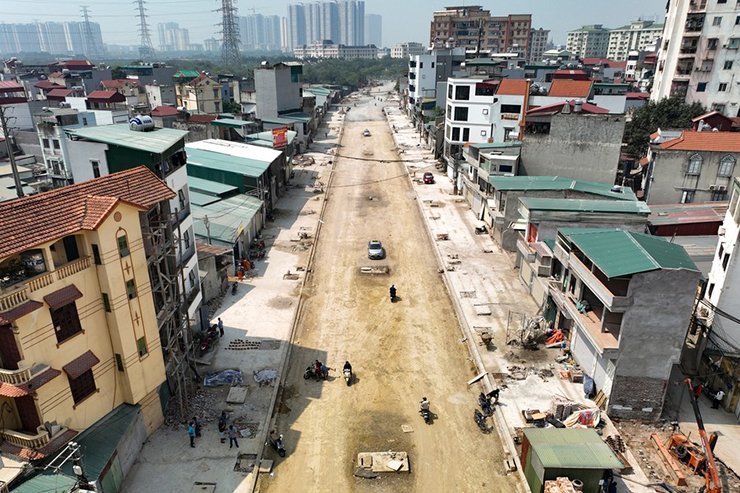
[391,41,426,59]
[34,107,97,187]
[566,25,611,58]
[607,20,664,61]
[652,0,740,115]
[406,47,466,124]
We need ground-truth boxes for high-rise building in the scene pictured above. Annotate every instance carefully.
[157,23,190,52]
[566,24,611,58]
[321,2,340,43]
[365,13,382,47]
[287,4,307,49]
[528,28,550,63]
[286,1,364,49]
[240,14,282,51]
[205,38,220,52]
[652,0,740,114]
[338,0,364,45]
[429,6,531,57]
[0,21,102,55]
[607,20,663,61]
[158,22,179,51]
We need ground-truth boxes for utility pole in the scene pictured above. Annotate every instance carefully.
[203,215,212,245]
[0,106,24,198]
[46,441,97,492]
[135,0,155,59]
[80,6,102,58]
[217,0,241,66]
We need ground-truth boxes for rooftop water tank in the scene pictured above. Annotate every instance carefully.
[129,115,154,131]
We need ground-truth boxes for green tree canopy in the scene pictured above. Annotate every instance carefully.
[302,58,408,89]
[623,96,706,158]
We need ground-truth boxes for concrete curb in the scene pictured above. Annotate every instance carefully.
[385,107,528,492]
[247,107,346,492]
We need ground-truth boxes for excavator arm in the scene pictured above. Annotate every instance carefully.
[685,378,722,493]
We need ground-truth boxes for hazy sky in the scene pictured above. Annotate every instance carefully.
[0,0,667,48]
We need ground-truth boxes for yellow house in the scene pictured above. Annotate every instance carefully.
[0,167,173,459]
[175,73,222,115]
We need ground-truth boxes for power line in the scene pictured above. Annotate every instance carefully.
[80,6,104,58]
[134,0,155,59]
[216,0,240,65]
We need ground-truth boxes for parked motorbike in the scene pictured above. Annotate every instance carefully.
[475,225,488,235]
[232,282,238,295]
[478,392,493,417]
[199,330,219,357]
[303,365,327,381]
[266,429,286,457]
[474,409,489,433]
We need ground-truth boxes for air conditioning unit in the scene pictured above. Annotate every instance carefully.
[709,184,716,191]
[718,185,727,191]
[718,226,726,235]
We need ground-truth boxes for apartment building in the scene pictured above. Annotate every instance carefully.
[547,228,700,420]
[0,167,172,462]
[644,130,740,204]
[34,107,97,187]
[286,1,365,48]
[406,47,467,124]
[391,42,427,59]
[365,13,382,47]
[430,6,532,57]
[652,0,740,115]
[607,20,664,61]
[294,40,378,59]
[529,28,550,63]
[566,25,611,58]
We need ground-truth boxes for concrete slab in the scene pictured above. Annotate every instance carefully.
[226,387,248,404]
[189,483,216,493]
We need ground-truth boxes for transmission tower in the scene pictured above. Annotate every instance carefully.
[134,0,155,59]
[80,6,103,58]
[217,0,241,66]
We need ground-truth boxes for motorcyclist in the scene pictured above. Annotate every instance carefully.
[314,360,322,381]
[390,284,397,302]
[479,392,492,415]
[343,361,352,374]
[487,388,500,403]
[419,397,430,413]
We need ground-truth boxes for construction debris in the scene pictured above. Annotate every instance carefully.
[544,477,577,493]
[356,451,410,473]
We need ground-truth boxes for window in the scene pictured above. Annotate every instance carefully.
[82,117,88,125]
[681,190,696,204]
[501,104,522,114]
[115,353,124,372]
[687,154,703,175]
[446,105,451,119]
[499,164,513,173]
[719,244,724,260]
[431,62,435,68]
[475,82,496,96]
[712,190,728,201]
[178,189,186,210]
[736,16,740,26]
[455,85,470,100]
[462,128,470,141]
[91,160,100,178]
[707,283,715,298]
[69,369,96,404]
[448,84,453,99]
[697,82,707,92]
[480,130,487,136]
[118,235,129,257]
[126,279,137,300]
[42,138,49,148]
[52,139,60,150]
[454,106,469,121]
[719,156,736,177]
[728,38,740,49]
[51,303,83,344]
[419,62,423,68]
[214,102,220,113]
[189,269,197,289]
[724,60,733,70]
[723,252,730,270]
[451,127,460,140]
[213,89,219,99]
[184,230,191,250]
[91,244,101,265]
[102,293,111,312]
[719,83,728,91]
[137,337,148,357]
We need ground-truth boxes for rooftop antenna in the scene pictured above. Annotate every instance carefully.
[217,0,241,66]
[134,0,155,59]
[80,6,103,58]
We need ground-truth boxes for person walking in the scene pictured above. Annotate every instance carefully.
[188,421,196,448]
[712,389,725,409]
[193,416,202,437]
[228,424,239,448]
[218,411,228,443]
[217,318,224,337]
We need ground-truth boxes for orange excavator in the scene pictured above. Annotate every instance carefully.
[684,378,723,493]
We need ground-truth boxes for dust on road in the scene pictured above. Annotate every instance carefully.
[258,86,518,493]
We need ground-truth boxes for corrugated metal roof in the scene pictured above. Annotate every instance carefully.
[190,191,222,206]
[469,141,521,150]
[559,228,699,278]
[520,198,651,214]
[211,118,259,128]
[524,428,624,470]
[648,202,727,226]
[245,130,297,146]
[192,194,263,244]
[280,111,313,122]
[186,140,280,179]
[188,176,238,196]
[262,117,295,125]
[68,124,187,154]
[489,176,636,201]
[10,471,77,493]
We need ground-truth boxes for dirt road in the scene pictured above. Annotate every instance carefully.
[258,86,518,492]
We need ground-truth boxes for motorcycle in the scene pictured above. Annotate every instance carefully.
[232,282,238,295]
[478,392,493,417]
[419,401,432,424]
[304,365,327,381]
[266,429,286,457]
[199,330,219,357]
[475,225,488,235]
[343,367,352,386]
[474,409,489,433]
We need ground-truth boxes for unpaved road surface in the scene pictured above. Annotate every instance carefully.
[258,85,518,492]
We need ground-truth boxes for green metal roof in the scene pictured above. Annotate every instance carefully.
[543,238,556,251]
[303,86,331,95]
[524,428,624,470]
[186,147,271,178]
[192,194,263,244]
[464,59,505,66]
[10,471,77,493]
[190,190,222,206]
[520,198,651,214]
[173,70,200,78]
[558,228,699,278]
[68,124,187,154]
[61,404,141,480]
[280,111,313,122]
[211,118,259,129]
[469,141,522,150]
[188,176,238,196]
[261,117,295,125]
[488,176,636,201]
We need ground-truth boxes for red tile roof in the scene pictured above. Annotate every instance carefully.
[151,105,178,117]
[63,350,100,379]
[548,80,593,98]
[0,166,175,259]
[496,79,529,96]
[187,73,215,87]
[87,90,126,103]
[34,81,65,90]
[526,100,609,116]
[692,110,730,123]
[0,301,43,324]
[189,114,217,123]
[101,79,139,88]
[660,131,740,153]
[45,88,73,99]
[43,285,83,310]
[49,72,65,78]
[626,92,650,100]
[0,81,24,92]
[0,368,62,398]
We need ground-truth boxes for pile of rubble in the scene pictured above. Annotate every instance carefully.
[163,387,220,429]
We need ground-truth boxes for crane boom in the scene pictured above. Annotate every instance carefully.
[685,378,722,493]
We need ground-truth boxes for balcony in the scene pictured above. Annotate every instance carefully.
[549,285,620,355]
[568,253,630,312]
[517,234,535,263]
[0,424,71,451]
[0,366,32,385]
[688,0,707,12]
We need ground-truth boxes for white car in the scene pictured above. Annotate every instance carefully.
[368,240,385,260]
[363,129,371,137]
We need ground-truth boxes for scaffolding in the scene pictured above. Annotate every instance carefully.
[140,198,197,421]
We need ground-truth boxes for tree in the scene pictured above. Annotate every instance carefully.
[110,66,127,79]
[222,99,241,114]
[623,95,706,158]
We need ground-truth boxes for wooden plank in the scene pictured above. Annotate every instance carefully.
[650,434,686,486]
[467,372,487,385]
